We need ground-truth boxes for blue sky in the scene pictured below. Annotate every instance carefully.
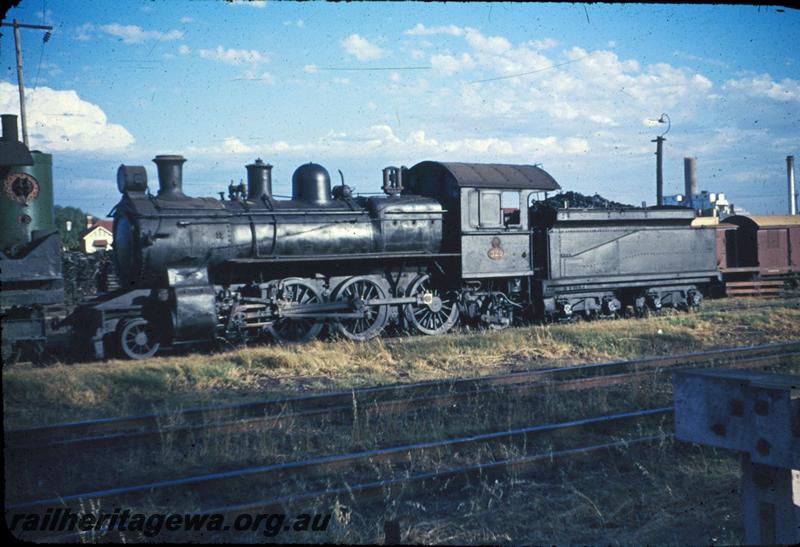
[1,1,798,217]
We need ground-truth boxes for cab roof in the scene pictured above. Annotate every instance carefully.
[409,161,561,191]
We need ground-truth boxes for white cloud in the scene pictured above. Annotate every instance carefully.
[464,29,512,56]
[304,64,319,74]
[230,0,267,7]
[405,23,464,36]
[35,9,55,26]
[529,38,558,50]
[238,70,275,85]
[74,23,94,42]
[189,124,589,160]
[447,34,717,132]
[221,137,255,154]
[100,23,184,44]
[723,73,800,102]
[672,50,728,68]
[283,19,305,28]
[0,81,134,152]
[178,44,190,56]
[341,34,383,61]
[180,16,194,24]
[430,53,475,75]
[198,45,268,66]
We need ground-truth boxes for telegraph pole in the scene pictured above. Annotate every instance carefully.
[1,19,53,147]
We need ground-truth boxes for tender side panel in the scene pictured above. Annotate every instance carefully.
[548,224,717,280]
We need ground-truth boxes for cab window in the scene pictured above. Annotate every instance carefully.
[502,191,521,228]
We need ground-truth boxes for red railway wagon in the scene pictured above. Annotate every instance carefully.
[692,214,799,297]
[721,215,799,296]
[724,215,800,275]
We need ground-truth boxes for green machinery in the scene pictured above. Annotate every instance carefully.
[0,113,63,362]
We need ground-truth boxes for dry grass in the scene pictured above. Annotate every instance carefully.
[5,340,798,543]
[3,299,799,429]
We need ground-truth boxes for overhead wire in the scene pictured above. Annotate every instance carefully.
[468,55,589,84]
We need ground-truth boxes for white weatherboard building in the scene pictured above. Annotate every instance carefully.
[80,216,114,254]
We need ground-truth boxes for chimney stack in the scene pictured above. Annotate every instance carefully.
[1,114,19,142]
[788,155,797,216]
[86,215,93,229]
[246,158,273,200]
[683,157,698,208]
[153,155,187,199]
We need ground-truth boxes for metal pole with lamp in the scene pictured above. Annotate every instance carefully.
[652,113,670,206]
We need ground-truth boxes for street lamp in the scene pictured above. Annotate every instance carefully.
[652,113,670,206]
[658,113,670,137]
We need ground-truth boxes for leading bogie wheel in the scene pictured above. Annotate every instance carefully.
[118,318,160,360]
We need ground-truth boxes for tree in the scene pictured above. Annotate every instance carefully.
[54,205,90,251]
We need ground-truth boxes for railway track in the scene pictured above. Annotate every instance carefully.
[706,295,800,314]
[6,342,797,541]
[5,341,798,454]
[7,407,672,521]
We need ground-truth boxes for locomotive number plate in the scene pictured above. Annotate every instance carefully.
[487,237,505,260]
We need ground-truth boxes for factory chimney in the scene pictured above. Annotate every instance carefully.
[683,157,697,208]
[788,155,797,215]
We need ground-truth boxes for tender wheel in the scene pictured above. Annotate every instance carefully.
[333,276,389,341]
[268,279,324,343]
[118,318,160,360]
[404,274,460,335]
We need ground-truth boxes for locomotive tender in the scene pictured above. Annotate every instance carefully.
[72,154,719,359]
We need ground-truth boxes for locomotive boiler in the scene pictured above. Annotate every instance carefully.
[113,156,444,287]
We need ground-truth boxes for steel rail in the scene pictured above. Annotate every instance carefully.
[7,350,797,457]
[5,340,798,449]
[33,434,668,543]
[202,433,670,515]
[6,407,672,512]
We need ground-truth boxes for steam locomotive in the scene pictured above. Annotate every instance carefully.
[64,153,719,359]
